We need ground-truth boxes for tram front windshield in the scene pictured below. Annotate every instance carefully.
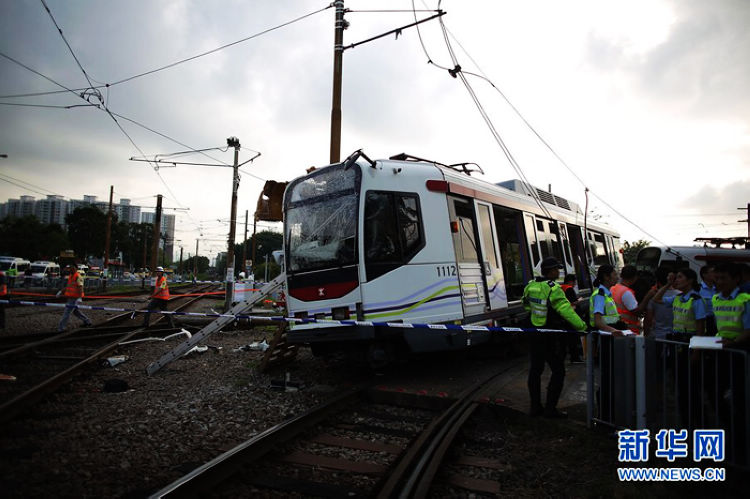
[285,165,359,273]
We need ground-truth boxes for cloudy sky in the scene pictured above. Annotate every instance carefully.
[1,0,748,262]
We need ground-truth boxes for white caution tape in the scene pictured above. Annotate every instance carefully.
[0,299,583,334]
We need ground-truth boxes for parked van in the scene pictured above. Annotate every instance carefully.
[636,245,750,275]
[30,261,61,285]
[0,256,31,286]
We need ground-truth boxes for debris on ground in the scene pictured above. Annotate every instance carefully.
[104,355,129,367]
[183,345,208,356]
[233,339,269,352]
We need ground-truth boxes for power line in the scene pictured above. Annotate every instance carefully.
[417,6,553,220]
[39,0,97,92]
[0,177,55,197]
[0,5,331,100]
[37,1,197,219]
[36,1,166,194]
[0,52,96,104]
[0,50,197,225]
[0,172,61,195]
[427,2,680,247]
[106,4,334,87]
[0,102,97,109]
[0,87,105,99]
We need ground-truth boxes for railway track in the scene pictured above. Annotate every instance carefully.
[152,361,521,498]
[0,283,216,353]
[0,283,219,423]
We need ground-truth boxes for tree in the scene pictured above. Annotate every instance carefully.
[622,239,651,265]
[66,206,107,260]
[0,216,70,260]
[239,230,282,277]
[256,260,281,281]
[184,255,209,274]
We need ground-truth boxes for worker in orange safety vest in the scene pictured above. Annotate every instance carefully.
[0,270,7,330]
[56,264,92,332]
[143,266,175,328]
[610,265,655,334]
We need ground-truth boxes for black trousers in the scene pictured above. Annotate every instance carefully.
[528,333,567,410]
[142,298,175,328]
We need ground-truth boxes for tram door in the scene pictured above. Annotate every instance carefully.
[475,201,508,310]
[448,196,488,316]
[557,222,576,278]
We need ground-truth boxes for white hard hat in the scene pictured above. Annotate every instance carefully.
[156,266,164,272]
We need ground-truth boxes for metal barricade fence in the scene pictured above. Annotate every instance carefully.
[586,331,749,468]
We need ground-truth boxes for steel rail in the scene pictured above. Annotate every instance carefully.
[0,286,217,423]
[149,385,367,498]
[375,366,512,498]
[0,284,216,358]
[0,327,147,423]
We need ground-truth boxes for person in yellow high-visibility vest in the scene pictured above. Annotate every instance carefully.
[712,263,750,348]
[143,267,175,328]
[522,257,586,418]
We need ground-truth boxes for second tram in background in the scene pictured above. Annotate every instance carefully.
[282,151,623,365]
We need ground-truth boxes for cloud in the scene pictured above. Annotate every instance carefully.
[682,179,750,212]
[585,0,750,121]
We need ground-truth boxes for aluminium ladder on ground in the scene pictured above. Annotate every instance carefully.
[146,273,286,375]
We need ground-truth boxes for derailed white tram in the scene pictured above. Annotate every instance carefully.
[283,151,623,364]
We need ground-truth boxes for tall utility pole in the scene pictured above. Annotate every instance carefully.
[103,185,114,290]
[150,194,163,273]
[194,239,199,277]
[740,203,750,248]
[178,246,183,276]
[251,215,257,280]
[327,3,444,164]
[329,0,345,164]
[242,209,248,276]
[225,137,241,310]
[142,226,148,270]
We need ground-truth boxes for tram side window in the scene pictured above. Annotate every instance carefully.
[559,223,573,268]
[524,215,540,267]
[452,199,479,263]
[364,191,424,280]
[537,219,562,262]
[494,206,530,301]
[588,231,609,266]
[398,196,421,256]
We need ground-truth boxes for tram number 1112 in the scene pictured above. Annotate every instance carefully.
[436,265,457,277]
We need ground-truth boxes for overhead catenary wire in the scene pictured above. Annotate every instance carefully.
[426,1,686,250]
[0,50,204,230]
[110,111,266,182]
[33,2,257,236]
[0,102,97,109]
[0,4,331,102]
[36,1,173,196]
[0,172,61,196]
[105,3,334,87]
[0,87,105,99]
[0,177,56,197]
[413,3,554,220]
[39,0,97,92]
